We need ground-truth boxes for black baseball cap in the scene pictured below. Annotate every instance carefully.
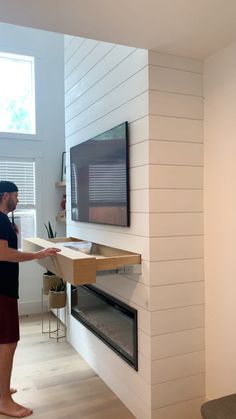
[0,181,18,194]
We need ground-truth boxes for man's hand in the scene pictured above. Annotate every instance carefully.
[0,240,61,263]
[34,247,61,260]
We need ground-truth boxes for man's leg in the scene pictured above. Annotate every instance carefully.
[0,342,16,395]
[0,342,33,418]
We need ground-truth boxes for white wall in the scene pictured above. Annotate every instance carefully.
[0,23,65,314]
[204,40,236,398]
[65,36,205,419]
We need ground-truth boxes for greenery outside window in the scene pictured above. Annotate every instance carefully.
[0,52,35,135]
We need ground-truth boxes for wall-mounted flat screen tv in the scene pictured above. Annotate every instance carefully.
[70,121,130,227]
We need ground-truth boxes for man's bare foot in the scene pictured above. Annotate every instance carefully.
[10,388,17,395]
[0,398,33,417]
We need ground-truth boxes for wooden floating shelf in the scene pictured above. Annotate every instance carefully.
[55,181,66,187]
[23,236,141,286]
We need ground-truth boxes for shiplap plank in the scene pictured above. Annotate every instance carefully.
[95,273,150,310]
[149,140,203,166]
[138,352,151,384]
[66,93,148,150]
[152,373,205,409]
[130,165,149,190]
[149,115,203,143]
[151,329,205,360]
[67,223,150,260]
[128,213,149,236]
[152,351,205,384]
[149,165,203,189]
[69,212,150,238]
[152,397,204,419]
[150,281,204,310]
[149,212,203,237]
[129,116,149,145]
[148,259,204,286]
[150,305,204,335]
[66,48,148,122]
[149,65,203,96]
[65,44,136,106]
[64,36,85,64]
[68,212,150,238]
[65,42,115,106]
[65,91,148,141]
[66,68,148,136]
[138,331,152,361]
[65,38,99,81]
[150,236,203,261]
[149,50,203,73]
[130,141,149,167]
[149,189,203,212]
[150,90,203,119]
[130,189,149,213]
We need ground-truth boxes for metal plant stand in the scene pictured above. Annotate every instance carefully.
[49,307,66,342]
[41,287,52,334]
[41,288,66,341]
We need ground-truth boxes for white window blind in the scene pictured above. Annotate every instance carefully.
[0,160,35,208]
[71,163,78,204]
[0,159,36,248]
[89,164,126,202]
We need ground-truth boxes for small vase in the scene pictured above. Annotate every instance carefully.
[49,290,66,309]
[42,274,61,295]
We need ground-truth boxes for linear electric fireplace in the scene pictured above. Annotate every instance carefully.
[71,284,138,370]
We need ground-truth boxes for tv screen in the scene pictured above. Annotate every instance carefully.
[70,122,130,226]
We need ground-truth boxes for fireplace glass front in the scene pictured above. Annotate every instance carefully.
[71,285,138,370]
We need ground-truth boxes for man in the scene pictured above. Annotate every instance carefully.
[0,181,61,418]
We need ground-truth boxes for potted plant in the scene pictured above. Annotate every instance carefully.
[42,221,61,295]
[44,221,57,240]
[49,279,67,309]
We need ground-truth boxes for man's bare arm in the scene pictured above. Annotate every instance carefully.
[0,240,61,262]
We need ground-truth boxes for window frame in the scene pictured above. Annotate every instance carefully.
[0,51,38,140]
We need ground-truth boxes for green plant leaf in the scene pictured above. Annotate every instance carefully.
[44,221,57,239]
[50,278,66,292]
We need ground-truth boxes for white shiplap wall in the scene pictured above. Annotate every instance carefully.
[65,36,152,419]
[148,51,204,419]
[64,38,204,419]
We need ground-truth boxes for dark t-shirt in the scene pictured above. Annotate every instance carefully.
[0,211,19,299]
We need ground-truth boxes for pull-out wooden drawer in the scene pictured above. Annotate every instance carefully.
[23,237,141,285]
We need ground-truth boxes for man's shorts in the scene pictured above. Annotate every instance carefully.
[0,294,20,343]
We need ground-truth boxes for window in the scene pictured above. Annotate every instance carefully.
[0,159,36,248]
[0,52,35,135]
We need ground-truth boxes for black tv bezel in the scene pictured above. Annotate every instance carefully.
[70,121,130,227]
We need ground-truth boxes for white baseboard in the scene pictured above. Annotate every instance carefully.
[18,300,41,316]
[18,300,66,327]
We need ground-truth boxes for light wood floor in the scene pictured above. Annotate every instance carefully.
[0,315,135,419]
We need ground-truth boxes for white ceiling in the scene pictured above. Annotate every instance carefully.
[1,0,236,59]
